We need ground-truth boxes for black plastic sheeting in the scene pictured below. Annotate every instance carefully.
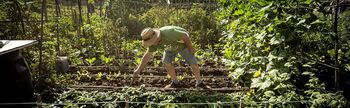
[0,50,34,108]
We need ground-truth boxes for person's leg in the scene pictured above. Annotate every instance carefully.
[179,48,210,89]
[162,51,179,85]
[164,63,177,81]
[179,48,201,81]
[190,64,201,81]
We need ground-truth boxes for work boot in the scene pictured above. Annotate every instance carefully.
[164,81,181,89]
[195,82,211,89]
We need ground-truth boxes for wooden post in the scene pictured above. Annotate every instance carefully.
[39,0,46,74]
[334,0,340,91]
[44,0,47,21]
[121,0,125,25]
[58,0,61,17]
[78,0,83,27]
[37,94,43,108]
[55,0,61,55]
[14,0,27,38]
[125,95,129,108]
[99,0,102,17]
[239,98,244,108]
[78,0,83,48]
[73,10,80,48]
[87,0,90,24]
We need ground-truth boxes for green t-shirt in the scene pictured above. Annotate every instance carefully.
[148,26,187,53]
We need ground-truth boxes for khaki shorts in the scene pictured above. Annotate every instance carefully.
[162,48,198,65]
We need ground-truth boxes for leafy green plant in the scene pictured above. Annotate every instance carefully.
[177,75,185,81]
[106,72,117,81]
[116,71,121,77]
[96,72,103,81]
[117,59,126,66]
[77,69,90,81]
[134,58,141,66]
[219,0,349,107]
[100,55,114,66]
[85,57,96,66]
[56,88,237,108]
[154,59,161,67]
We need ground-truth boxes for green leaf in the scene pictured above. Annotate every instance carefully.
[264,91,275,97]
[280,73,290,81]
[267,24,274,32]
[297,19,306,25]
[257,1,267,6]
[261,79,273,90]
[302,71,314,76]
[235,68,244,74]
[86,57,96,66]
[327,49,336,56]
[304,0,312,5]
[345,64,350,71]
[302,64,312,68]
[270,37,280,45]
[268,69,279,76]
[259,3,273,12]
[284,62,293,67]
[262,46,270,53]
[244,37,253,43]
[249,0,258,2]
[256,31,267,40]
[310,19,324,25]
[253,69,261,78]
[88,0,95,4]
[233,9,244,15]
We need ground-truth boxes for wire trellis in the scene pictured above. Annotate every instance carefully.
[0,100,311,107]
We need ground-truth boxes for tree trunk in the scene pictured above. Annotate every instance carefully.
[100,0,102,17]
[44,0,47,21]
[55,0,60,55]
[87,0,90,24]
[14,0,27,38]
[78,0,83,47]
[333,0,340,91]
[39,0,46,75]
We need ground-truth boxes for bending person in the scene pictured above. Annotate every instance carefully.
[133,26,210,89]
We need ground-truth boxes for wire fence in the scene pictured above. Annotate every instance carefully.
[0,100,311,107]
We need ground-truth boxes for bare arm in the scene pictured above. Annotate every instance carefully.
[181,34,196,54]
[135,50,153,73]
[133,50,154,83]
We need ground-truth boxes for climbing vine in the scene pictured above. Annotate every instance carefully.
[219,0,349,107]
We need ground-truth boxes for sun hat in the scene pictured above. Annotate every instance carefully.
[140,28,160,47]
